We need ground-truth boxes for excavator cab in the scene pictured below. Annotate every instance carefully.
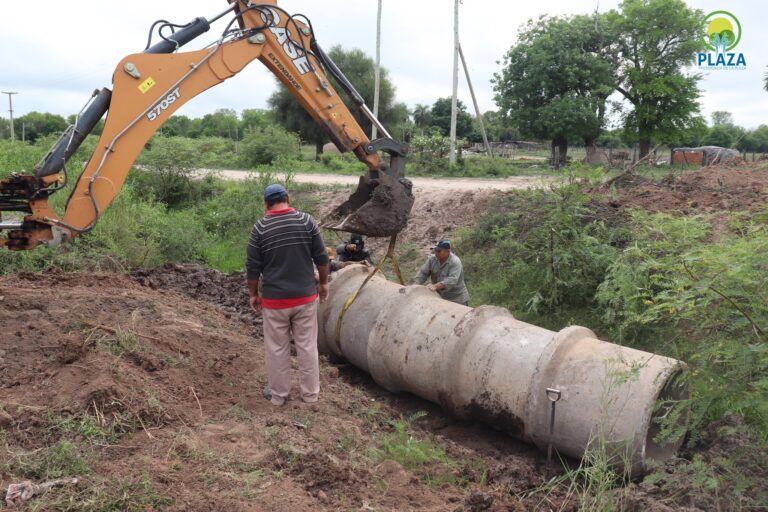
[0,0,414,251]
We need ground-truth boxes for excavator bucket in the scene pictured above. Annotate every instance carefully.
[324,173,414,238]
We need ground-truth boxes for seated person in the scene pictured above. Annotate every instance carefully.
[336,233,372,264]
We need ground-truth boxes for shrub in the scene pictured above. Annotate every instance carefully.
[194,136,241,169]
[597,210,768,436]
[134,136,200,207]
[239,126,300,167]
[458,184,626,328]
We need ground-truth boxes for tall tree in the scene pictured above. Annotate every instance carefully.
[412,104,431,134]
[606,0,704,159]
[492,15,614,164]
[268,46,405,158]
[711,111,734,126]
[429,97,473,138]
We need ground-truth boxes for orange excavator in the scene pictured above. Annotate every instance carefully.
[0,0,414,251]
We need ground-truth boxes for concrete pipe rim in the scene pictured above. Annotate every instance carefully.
[641,365,690,468]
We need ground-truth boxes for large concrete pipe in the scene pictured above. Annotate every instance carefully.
[318,266,689,476]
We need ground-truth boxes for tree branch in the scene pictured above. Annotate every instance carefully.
[682,260,767,340]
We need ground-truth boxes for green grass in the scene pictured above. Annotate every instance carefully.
[25,474,173,512]
[368,411,468,487]
[9,439,93,480]
[49,413,120,444]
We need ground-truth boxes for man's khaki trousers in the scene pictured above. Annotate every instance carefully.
[262,300,320,404]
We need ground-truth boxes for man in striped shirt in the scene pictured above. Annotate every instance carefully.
[246,184,329,406]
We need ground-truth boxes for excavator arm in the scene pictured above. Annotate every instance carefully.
[0,0,413,251]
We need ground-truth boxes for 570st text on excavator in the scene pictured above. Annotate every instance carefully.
[0,0,415,251]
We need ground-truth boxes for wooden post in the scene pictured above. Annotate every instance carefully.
[458,43,492,157]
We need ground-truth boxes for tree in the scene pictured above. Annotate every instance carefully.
[703,110,745,148]
[15,112,67,142]
[493,15,614,164]
[240,109,271,133]
[429,97,473,138]
[739,125,768,154]
[161,115,193,137]
[412,104,431,135]
[703,125,734,148]
[479,111,518,142]
[0,117,10,140]
[268,46,405,158]
[199,108,239,139]
[711,111,734,126]
[606,0,704,159]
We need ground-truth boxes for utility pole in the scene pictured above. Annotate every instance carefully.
[458,43,492,157]
[2,91,18,141]
[371,0,382,140]
[449,0,460,165]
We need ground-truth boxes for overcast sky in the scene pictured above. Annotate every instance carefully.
[1,0,766,129]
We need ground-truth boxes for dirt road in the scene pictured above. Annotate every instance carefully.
[214,169,552,191]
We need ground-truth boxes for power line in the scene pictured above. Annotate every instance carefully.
[2,91,18,141]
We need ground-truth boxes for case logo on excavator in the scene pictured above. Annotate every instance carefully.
[146,87,180,122]
[260,7,312,76]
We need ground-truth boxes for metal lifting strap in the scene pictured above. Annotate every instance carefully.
[334,235,404,355]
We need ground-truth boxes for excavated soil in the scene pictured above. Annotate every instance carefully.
[0,269,562,511]
[595,163,768,215]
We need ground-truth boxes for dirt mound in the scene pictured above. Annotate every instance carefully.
[132,263,253,325]
[0,270,259,449]
[599,163,768,215]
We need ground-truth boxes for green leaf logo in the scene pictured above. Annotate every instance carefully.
[700,11,742,52]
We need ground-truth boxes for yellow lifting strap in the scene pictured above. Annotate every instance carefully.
[334,234,404,355]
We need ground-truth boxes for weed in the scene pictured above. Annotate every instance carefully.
[363,403,388,427]
[100,328,140,357]
[264,425,282,443]
[27,474,173,512]
[49,413,119,444]
[224,404,253,422]
[336,431,356,453]
[10,440,93,480]
[369,411,465,486]
[276,443,302,466]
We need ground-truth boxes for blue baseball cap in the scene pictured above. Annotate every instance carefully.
[264,183,288,201]
[433,240,451,251]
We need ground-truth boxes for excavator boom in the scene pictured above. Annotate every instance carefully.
[0,1,413,251]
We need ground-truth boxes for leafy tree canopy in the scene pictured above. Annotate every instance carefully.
[429,97,473,138]
[268,45,405,156]
[606,0,705,158]
[492,14,614,162]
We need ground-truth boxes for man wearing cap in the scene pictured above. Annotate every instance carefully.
[414,239,470,306]
[246,184,329,406]
[336,233,372,265]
